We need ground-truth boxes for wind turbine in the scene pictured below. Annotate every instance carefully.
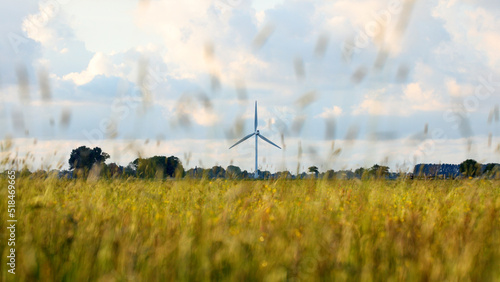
[229,101,281,179]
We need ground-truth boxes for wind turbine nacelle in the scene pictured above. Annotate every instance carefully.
[256,130,260,135]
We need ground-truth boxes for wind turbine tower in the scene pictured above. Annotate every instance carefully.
[229,101,281,178]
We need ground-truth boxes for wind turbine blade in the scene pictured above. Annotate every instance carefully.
[258,134,281,149]
[229,133,255,149]
[254,101,258,131]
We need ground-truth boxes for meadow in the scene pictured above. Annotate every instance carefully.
[1,177,499,281]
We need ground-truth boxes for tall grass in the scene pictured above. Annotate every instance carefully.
[1,177,499,281]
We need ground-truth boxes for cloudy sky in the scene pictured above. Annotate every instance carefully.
[1,0,499,173]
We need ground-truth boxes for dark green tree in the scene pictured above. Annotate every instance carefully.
[107,163,123,178]
[20,168,32,178]
[324,169,335,179]
[460,159,482,177]
[226,165,242,179]
[308,166,319,178]
[354,167,365,178]
[483,163,499,175]
[166,156,185,178]
[132,156,184,179]
[68,146,110,177]
[209,166,226,179]
[369,164,389,179]
[123,163,137,177]
[261,171,271,179]
[186,167,204,179]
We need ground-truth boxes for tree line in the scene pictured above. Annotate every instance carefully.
[11,146,500,180]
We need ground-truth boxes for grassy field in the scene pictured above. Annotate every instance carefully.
[1,177,499,281]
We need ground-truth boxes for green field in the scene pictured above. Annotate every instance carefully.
[1,178,499,281]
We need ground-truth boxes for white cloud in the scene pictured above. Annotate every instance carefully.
[353,92,402,116]
[319,0,408,55]
[192,107,220,126]
[316,105,343,118]
[4,0,500,171]
[446,78,461,97]
[321,0,388,29]
[63,1,159,54]
[22,2,60,47]
[433,1,500,69]
[134,0,273,88]
[163,96,221,127]
[253,0,285,12]
[403,83,444,111]
[63,52,118,85]
[353,83,446,116]
[445,78,475,97]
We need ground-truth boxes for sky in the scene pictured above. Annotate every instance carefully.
[0,0,499,173]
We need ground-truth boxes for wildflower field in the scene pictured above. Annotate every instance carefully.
[1,177,499,281]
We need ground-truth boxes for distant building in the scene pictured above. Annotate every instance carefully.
[413,164,461,179]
